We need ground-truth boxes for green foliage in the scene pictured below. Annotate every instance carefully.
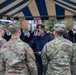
[45,19,61,32]
[45,18,75,32]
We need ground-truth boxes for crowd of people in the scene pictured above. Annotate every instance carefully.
[0,23,76,75]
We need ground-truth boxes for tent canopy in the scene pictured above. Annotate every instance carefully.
[0,0,76,20]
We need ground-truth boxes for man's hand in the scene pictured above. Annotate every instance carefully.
[34,51,41,55]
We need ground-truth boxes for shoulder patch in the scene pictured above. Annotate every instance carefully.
[29,49,33,55]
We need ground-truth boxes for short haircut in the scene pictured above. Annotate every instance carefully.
[56,31,65,36]
[9,23,21,34]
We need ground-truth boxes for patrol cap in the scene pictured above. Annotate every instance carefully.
[36,24,45,29]
[53,24,65,32]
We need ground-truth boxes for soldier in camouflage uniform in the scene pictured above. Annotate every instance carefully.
[71,27,76,75]
[0,24,7,75]
[74,30,76,75]
[0,24,7,48]
[0,24,38,75]
[41,24,75,75]
[71,43,76,75]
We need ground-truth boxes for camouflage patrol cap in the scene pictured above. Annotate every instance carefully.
[36,24,45,29]
[53,24,65,32]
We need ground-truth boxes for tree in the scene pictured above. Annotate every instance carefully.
[45,19,61,32]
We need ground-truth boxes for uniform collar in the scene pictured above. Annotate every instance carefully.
[10,38,20,40]
[55,36,63,39]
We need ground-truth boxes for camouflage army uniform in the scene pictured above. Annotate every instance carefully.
[0,37,7,48]
[71,43,76,75]
[0,30,7,75]
[0,25,7,49]
[0,38,38,75]
[0,37,7,75]
[74,44,76,75]
[42,36,75,75]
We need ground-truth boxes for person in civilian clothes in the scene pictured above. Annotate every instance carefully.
[29,24,52,75]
